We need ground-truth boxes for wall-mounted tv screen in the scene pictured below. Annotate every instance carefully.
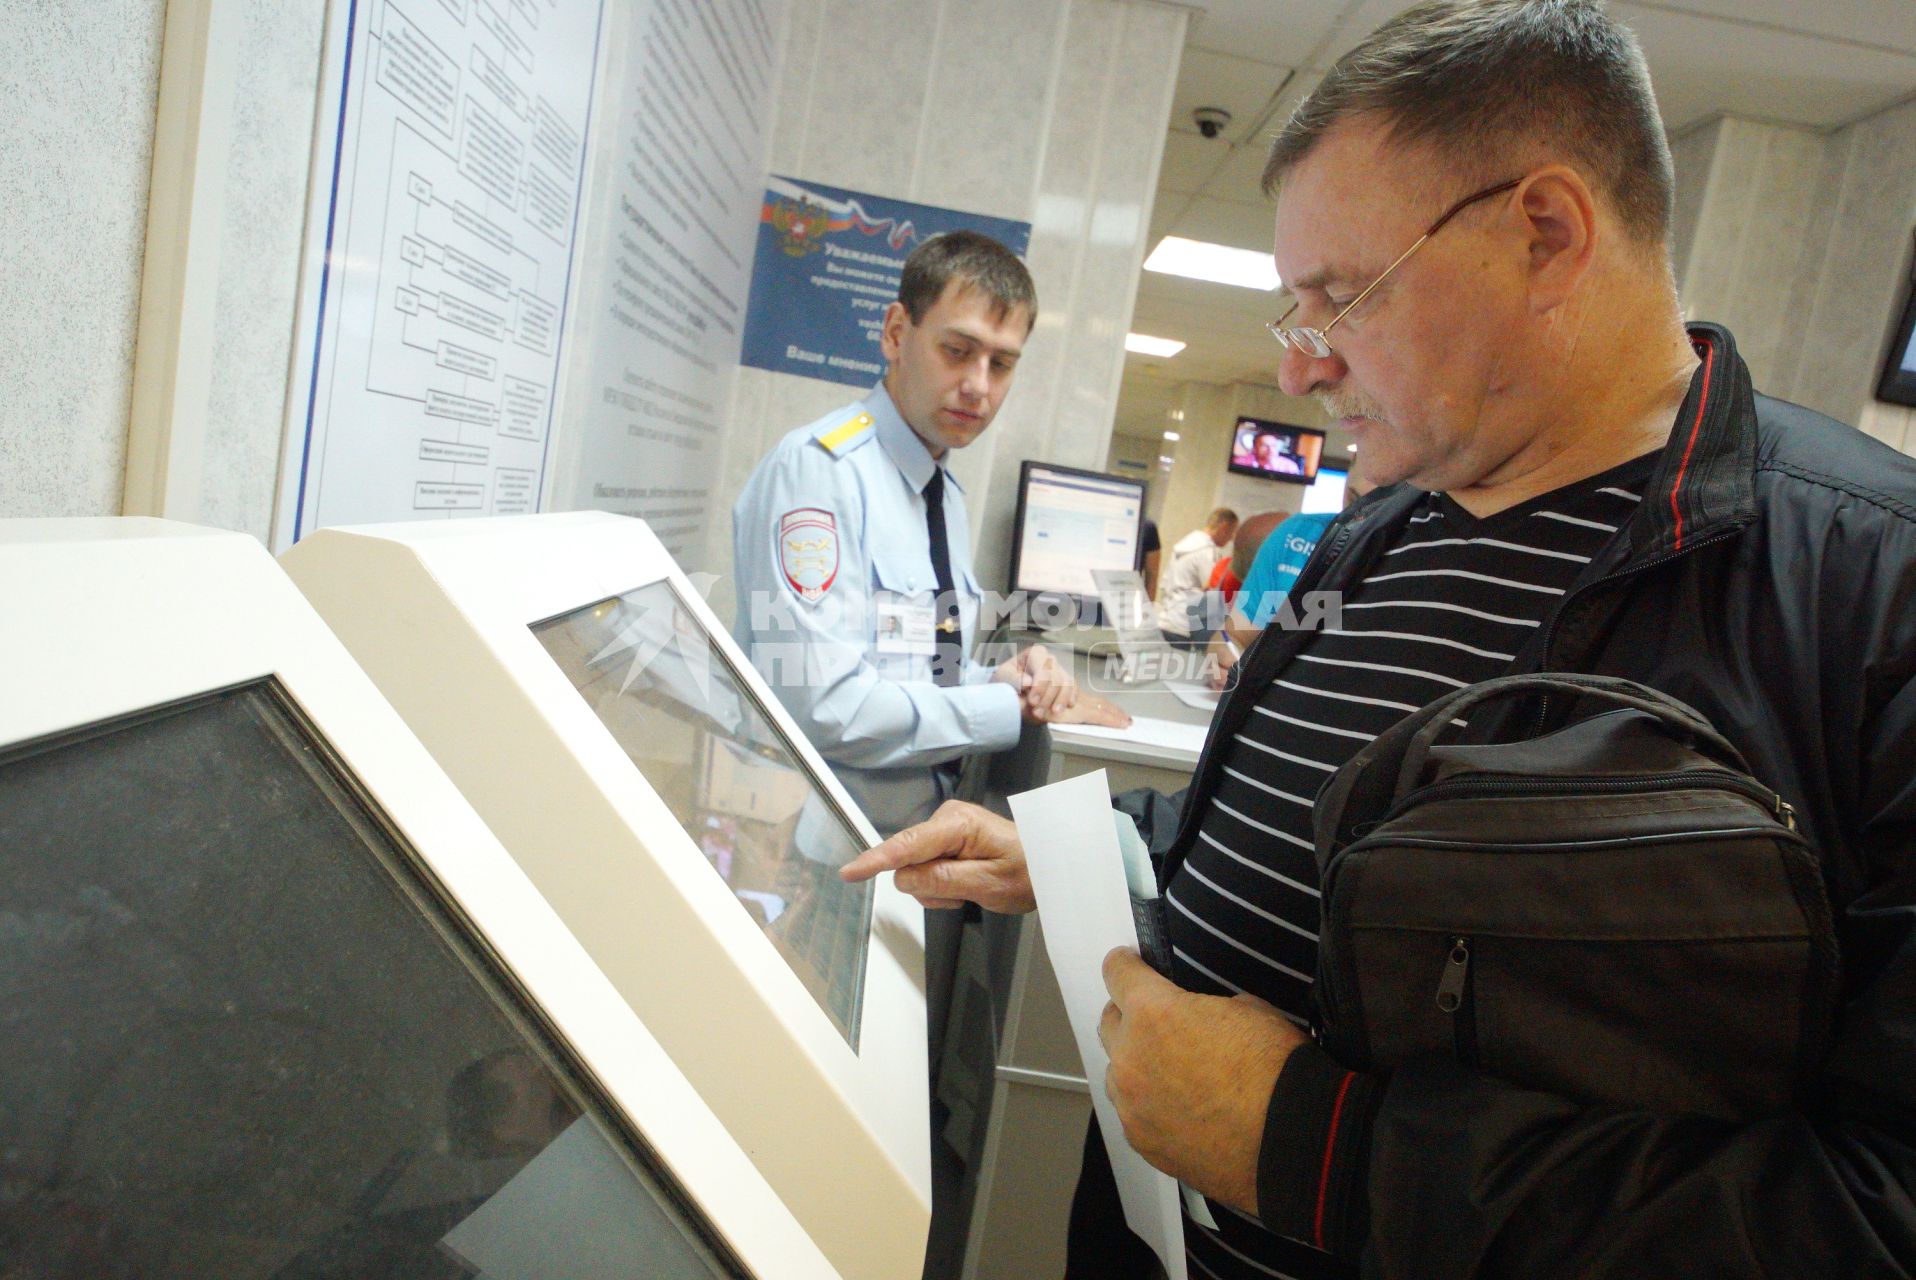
[1878,260,1916,408]
[1228,417,1326,484]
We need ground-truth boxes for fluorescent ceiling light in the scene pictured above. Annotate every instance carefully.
[1143,236,1281,291]
[1124,332,1186,358]
[1162,431,1181,442]
[1346,443,1358,453]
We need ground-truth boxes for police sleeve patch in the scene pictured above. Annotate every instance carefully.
[778,508,839,603]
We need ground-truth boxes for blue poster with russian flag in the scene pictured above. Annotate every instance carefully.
[739,176,1033,389]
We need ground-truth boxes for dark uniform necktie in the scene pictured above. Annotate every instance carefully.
[923,468,963,687]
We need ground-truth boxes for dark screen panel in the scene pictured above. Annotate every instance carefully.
[0,682,749,1279]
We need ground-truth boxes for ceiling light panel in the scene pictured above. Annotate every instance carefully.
[1143,236,1281,291]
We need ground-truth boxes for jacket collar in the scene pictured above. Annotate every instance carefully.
[1619,323,1760,561]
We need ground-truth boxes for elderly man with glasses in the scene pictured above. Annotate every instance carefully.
[845,1,1916,1276]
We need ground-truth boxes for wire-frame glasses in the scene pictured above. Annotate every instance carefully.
[1267,178,1522,359]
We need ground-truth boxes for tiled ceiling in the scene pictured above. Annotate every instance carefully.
[1117,0,1916,440]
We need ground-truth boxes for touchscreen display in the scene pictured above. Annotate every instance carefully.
[532,582,872,1046]
[0,682,749,1278]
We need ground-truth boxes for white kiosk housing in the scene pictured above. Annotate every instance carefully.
[0,518,840,1278]
[281,511,931,1280]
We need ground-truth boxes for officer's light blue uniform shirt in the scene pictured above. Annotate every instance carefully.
[732,383,1021,836]
[1238,510,1335,627]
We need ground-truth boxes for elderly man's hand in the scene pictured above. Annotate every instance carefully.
[838,800,1034,913]
[1098,948,1309,1214]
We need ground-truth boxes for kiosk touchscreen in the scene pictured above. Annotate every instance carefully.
[0,519,839,1280]
[280,512,930,1280]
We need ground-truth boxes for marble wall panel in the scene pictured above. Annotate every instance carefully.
[0,1,166,517]
[793,0,941,195]
[1783,98,1916,438]
[1675,100,1916,454]
[912,0,1066,219]
[968,0,1186,593]
[714,0,1187,601]
[1666,117,1720,285]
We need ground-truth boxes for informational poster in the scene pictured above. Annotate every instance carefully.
[543,0,785,565]
[274,0,607,548]
[739,178,1032,389]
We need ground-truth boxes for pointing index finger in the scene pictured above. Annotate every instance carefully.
[838,804,967,883]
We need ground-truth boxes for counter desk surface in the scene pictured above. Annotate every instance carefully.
[1041,637,1220,794]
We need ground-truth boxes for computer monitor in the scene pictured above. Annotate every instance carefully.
[1008,461,1147,619]
[1300,466,1349,514]
[1227,417,1326,484]
[0,519,839,1279]
[280,512,928,1280]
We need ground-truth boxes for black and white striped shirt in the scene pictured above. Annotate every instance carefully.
[1170,455,1654,1280]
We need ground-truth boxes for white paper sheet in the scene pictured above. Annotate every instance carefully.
[1008,771,1187,1280]
[1170,684,1222,711]
[1052,714,1211,757]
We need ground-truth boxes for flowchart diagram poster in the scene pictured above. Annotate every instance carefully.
[739,179,1032,390]
[275,0,606,547]
[544,0,785,566]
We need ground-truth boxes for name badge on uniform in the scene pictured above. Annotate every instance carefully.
[875,599,937,655]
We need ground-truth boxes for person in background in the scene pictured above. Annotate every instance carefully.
[1208,478,1375,689]
[732,231,1126,838]
[1156,507,1237,643]
[1138,517,1161,599]
[1253,430,1305,475]
[1205,510,1285,610]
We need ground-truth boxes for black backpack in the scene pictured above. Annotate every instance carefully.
[1310,673,1838,1121]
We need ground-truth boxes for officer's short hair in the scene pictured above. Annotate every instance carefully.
[1262,0,1673,248]
[898,231,1038,331]
[1208,507,1240,529]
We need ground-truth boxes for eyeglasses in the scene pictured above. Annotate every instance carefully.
[1267,177,1522,359]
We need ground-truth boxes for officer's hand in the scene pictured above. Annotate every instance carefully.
[1205,629,1238,691]
[996,644,1077,723]
[1046,692,1133,728]
[838,800,1034,914]
[1098,948,1306,1214]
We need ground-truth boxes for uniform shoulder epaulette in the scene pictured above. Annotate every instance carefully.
[813,409,875,457]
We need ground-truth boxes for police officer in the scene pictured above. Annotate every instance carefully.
[733,231,1128,837]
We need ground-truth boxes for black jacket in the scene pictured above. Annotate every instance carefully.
[1127,325,1916,1277]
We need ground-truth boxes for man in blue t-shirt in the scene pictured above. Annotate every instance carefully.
[1239,509,1337,626]
[1207,480,1369,687]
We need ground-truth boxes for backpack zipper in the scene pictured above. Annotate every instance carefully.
[1374,768,1792,830]
[1435,936,1477,1064]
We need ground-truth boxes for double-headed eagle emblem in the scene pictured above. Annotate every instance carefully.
[772,196,831,257]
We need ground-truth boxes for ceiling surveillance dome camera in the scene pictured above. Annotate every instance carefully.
[1193,106,1231,139]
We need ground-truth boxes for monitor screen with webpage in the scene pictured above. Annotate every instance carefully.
[1228,418,1325,484]
[1009,462,1146,599]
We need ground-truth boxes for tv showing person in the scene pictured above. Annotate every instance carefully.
[1230,423,1312,477]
